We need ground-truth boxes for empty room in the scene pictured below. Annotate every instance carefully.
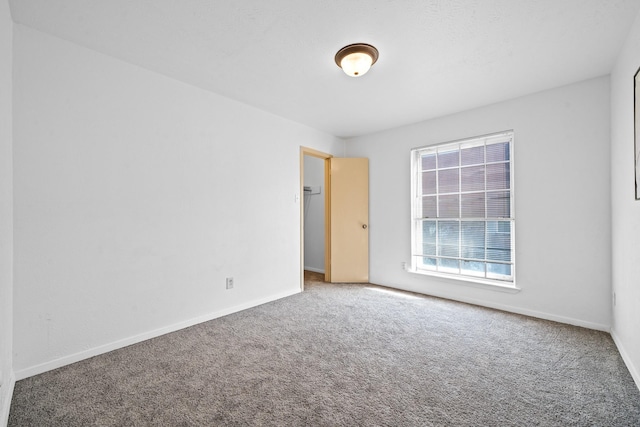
[2,0,640,425]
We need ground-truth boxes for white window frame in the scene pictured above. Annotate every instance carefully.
[410,131,516,288]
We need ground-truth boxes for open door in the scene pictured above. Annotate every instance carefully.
[329,158,369,283]
[300,148,369,287]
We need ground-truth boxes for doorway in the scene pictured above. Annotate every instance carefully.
[303,155,325,274]
[300,147,331,289]
[300,148,370,289]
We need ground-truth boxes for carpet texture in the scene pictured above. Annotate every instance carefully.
[9,272,640,426]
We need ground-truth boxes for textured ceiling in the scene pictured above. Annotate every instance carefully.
[9,0,640,137]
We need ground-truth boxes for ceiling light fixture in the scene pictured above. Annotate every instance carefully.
[335,43,379,77]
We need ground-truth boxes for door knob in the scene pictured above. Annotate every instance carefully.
[362,224,368,229]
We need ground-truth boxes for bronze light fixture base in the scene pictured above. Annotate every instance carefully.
[335,43,379,77]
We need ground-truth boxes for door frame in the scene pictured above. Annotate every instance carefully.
[300,147,332,289]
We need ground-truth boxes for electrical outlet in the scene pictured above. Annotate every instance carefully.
[401,262,407,271]
[226,277,234,289]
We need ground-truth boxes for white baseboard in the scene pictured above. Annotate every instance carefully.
[478,302,610,332]
[374,282,611,332]
[15,289,300,381]
[611,329,640,392]
[304,266,325,274]
[0,371,15,427]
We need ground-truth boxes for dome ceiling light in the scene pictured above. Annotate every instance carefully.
[334,43,379,77]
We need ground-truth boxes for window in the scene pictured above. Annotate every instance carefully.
[411,131,515,285]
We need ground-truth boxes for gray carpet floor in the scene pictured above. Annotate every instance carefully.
[9,272,640,426]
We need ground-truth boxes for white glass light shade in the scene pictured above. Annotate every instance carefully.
[340,52,373,77]
[335,43,379,78]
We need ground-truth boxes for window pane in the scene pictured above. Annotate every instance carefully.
[422,196,437,218]
[438,221,459,258]
[421,220,437,256]
[419,257,437,269]
[487,221,511,262]
[439,258,460,273]
[486,163,510,190]
[461,145,484,166]
[487,248,511,262]
[487,191,510,218]
[461,192,485,218]
[486,142,509,163]
[438,168,459,193]
[461,260,485,277]
[461,165,485,192]
[461,221,485,259]
[487,263,511,277]
[439,194,459,217]
[421,153,436,170]
[487,220,511,234]
[422,246,437,257]
[422,171,437,195]
[438,150,459,168]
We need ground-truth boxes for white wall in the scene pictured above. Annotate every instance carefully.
[12,25,343,378]
[0,1,13,424]
[346,77,611,331]
[611,9,640,388]
[303,156,325,273]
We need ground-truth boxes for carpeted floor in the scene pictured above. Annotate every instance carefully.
[9,272,640,426]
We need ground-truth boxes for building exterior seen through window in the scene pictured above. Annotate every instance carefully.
[411,131,515,285]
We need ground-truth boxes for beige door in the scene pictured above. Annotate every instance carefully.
[329,158,369,283]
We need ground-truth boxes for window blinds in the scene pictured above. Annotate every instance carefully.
[411,132,514,282]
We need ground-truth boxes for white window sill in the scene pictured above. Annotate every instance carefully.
[408,269,521,293]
